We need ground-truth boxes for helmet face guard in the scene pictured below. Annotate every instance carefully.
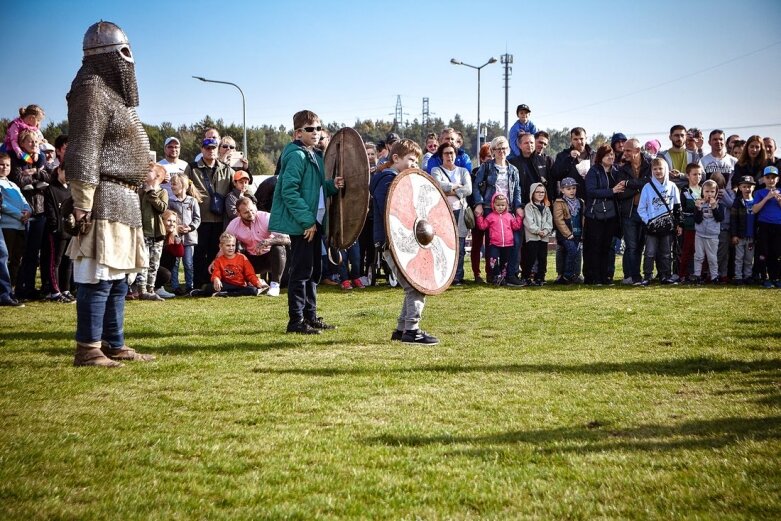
[83,21,134,63]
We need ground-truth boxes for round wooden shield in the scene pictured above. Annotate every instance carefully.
[384,168,458,295]
[324,127,370,249]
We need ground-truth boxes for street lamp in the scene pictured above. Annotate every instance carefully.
[450,57,497,156]
[192,76,247,162]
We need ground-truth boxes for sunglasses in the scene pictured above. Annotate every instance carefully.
[300,126,323,133]
[221,145,235,149]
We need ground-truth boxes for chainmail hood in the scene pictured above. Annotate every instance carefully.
[72,52,140,107]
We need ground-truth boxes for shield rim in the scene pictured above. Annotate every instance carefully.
[384,167,458,296]
[324,127,370,250]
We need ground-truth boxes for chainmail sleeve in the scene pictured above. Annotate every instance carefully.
[65,78,109,192]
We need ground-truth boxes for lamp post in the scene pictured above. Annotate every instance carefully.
[192,76,247,161]
[450,57,497,156]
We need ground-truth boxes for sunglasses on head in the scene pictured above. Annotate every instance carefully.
[221,144,235,149]
[300,126,323,133]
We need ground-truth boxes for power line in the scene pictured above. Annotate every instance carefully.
[626,122,781,138]
[540,40,781,118]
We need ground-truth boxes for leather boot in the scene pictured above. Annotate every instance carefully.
[74,341,123,368]
[100,341,156,362]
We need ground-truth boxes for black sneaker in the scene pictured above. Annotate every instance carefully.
[401,329,439,345]
[306,317,336,330]
[286,321,321,335]
[189,289,206,297]
[0,298,25,307]
[505,275,524,287]
[391,329,403,341]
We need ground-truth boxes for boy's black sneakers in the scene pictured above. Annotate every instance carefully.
[391,329,403,341]
[286,321,321,335]
[401,329,439,345]
[306,317,336,330]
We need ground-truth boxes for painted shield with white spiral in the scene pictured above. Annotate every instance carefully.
[384,168,457,295]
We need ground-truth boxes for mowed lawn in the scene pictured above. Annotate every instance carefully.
[1,262,779,519]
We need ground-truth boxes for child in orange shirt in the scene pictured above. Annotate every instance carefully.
[191,232,268,297]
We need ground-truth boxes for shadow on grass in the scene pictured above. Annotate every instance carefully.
[366,415,781,454]
[253,356,781,378]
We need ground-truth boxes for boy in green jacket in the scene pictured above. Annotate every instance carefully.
[269,110,344,334]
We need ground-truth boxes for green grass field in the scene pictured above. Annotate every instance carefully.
[1,267,779,519]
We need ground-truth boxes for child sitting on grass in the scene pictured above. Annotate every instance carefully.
[191,232,268,297]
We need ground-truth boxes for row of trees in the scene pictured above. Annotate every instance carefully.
[1,116,610,174]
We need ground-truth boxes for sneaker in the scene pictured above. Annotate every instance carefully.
[622,277,634,285]
[156,287,176,299]
[140,291,165,301]
[351,278,365,289]
[0,298,24,307]
[189,289,206,297]
[286,321,321,335]
[322,277,339,286]
[762,280,774,289]
[661,277,678,285]
[505,275,524,287]
[474,275,485,284]
[774,280,781,289]
[452,279,463,286]
[306,317,336,330]
[172,287,187,296]
[267,283,280,297]
[640,278,651,287]
[401,329,440,345]
[211,291,228,297]
[61,291,76,302]
[341,280,353,290]
[391,329,403,341]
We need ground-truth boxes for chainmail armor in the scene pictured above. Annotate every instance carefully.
[65,53,149,227]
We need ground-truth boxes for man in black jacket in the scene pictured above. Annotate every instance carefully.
[615,138,652,284]
[552,127,593,200]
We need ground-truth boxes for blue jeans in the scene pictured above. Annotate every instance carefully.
[337,242,361,281]
[171,244,194,290]
[75,278,127,346]
[452,209,467,282]
[0,229,13,301]
[622,214,645,281]
[559,238,582,279]
[508,229,522,278]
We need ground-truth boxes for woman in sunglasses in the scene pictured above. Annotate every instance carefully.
[218,136,249,172]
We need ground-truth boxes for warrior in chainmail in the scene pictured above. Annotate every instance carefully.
[65,21,155,367]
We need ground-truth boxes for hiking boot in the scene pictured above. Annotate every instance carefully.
[100,341,156,362]
[286,321,321,335]
[306,317,336,330]
[505,275,524,287]
[74,341,123,368]
[401,329,440,345]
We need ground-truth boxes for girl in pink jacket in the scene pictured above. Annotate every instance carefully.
[2,105,45,163]
[476,193,523,285]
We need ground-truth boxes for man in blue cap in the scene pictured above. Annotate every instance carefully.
[611,132,628,166]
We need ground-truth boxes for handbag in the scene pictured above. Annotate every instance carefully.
[462,198,476,230]
[645,181,676,235]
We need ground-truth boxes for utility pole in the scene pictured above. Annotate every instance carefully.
[394,95,403,132]
[422,97,430,132]
[501,53,513,135]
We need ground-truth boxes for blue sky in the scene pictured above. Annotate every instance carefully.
[2,0,781,146]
